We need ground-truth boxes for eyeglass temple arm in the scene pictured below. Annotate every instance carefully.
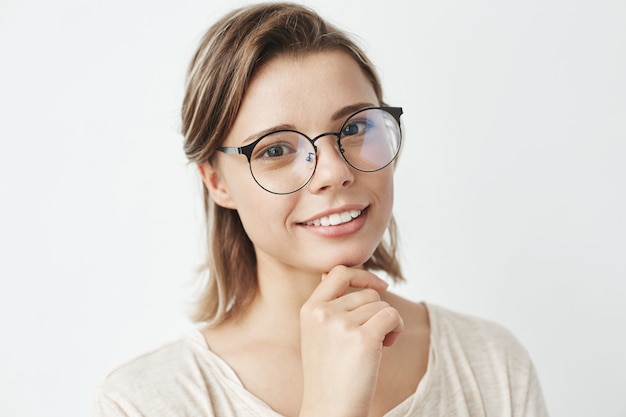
[217,146,243,155]
[382,106,403,123]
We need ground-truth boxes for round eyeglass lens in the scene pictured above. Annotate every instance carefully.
[249,131,316,194]
[339,108,401,172]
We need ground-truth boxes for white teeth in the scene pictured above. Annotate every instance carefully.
[305,209,362,227]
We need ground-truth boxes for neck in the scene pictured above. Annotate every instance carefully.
[232,255,323,343]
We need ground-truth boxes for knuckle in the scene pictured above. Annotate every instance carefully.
[382,306,404,329]
[307,304,331,323]
[333,317,352,333]
[372,305,399,325]
[383,306,400,319]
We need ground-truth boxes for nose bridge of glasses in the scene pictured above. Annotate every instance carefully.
[305,131,353,179]
[309,131,341,153]
[310,131,340,143]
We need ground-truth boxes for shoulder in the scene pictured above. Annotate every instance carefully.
[423,303,549,415]
[101,337,194,391]
[426,303,530,362]
[94,331,220,416]
[377,296,531,366]
[381,295,532,370]
[415,303,550,416]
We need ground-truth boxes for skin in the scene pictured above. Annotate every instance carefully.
[198,50,430,417]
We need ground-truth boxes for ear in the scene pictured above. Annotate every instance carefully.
[198,162,237,209]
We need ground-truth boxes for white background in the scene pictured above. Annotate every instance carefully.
[0,0,624,416]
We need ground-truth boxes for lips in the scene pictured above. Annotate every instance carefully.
[303,209,362,226]
[298,206,368,238]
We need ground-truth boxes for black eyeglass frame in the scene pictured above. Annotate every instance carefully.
[217,106,403,194]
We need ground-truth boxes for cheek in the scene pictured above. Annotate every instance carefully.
[374,168,395,211]
[218,160,298,245]
[229,185,295,243]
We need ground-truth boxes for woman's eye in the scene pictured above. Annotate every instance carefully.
[255,142,295,159]
[265,145,286,157]
[342,120,370,136]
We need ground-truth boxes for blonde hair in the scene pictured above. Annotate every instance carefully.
[181,2,403,325]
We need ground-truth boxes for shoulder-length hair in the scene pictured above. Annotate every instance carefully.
[181,2,403,325]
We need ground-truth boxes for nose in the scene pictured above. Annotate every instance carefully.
[307,134,354,193]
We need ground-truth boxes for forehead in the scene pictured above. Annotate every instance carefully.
[249,50,375,103]
[224,50,379,145]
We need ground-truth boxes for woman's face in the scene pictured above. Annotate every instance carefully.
[201,50,394,275]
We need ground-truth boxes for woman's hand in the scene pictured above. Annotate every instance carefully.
[299,265,404,417]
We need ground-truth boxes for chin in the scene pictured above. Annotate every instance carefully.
[313,251,373,273]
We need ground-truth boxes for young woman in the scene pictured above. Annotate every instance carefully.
[95,3,548,416]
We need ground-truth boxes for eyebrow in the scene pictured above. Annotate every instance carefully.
[241,124,296,146]
[239,102,377,146]
[331,102,377,121]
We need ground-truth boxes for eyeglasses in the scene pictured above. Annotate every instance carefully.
[217,106,403,194]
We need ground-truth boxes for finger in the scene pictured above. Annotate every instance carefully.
[361,306,404,345]
[334,288,381,311]
[310,266,388,302]
[347,300,391,325]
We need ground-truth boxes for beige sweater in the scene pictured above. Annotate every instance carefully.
[94,303,548,416]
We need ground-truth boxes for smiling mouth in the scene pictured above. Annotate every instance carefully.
[302,209,363,227]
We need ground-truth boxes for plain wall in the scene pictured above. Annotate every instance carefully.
[0,0,624,416]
